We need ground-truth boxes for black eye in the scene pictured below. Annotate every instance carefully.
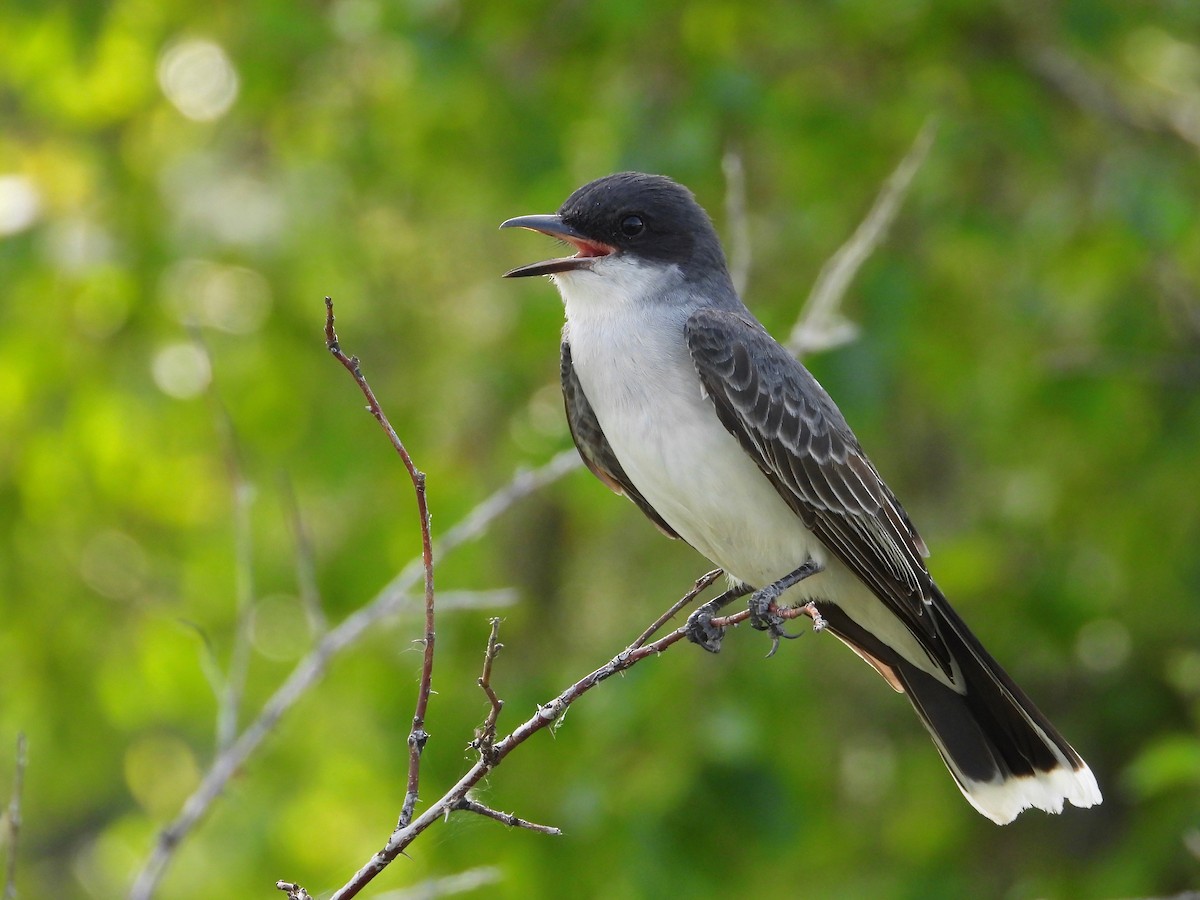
[619,214,644,237]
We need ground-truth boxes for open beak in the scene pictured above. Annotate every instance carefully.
[500,214,615,278]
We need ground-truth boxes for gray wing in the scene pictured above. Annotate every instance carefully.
[685,307,949,667]
[561,340,680,539]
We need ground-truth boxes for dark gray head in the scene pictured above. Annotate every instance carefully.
[501,173,728,281]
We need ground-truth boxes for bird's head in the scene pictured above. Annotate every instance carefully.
[501,173,727,284]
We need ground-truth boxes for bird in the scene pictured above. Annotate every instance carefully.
[500,171,1101,825]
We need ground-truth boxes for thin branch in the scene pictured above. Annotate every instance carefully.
[219,476,256,754]
[280,472,327,636]
[4,733,26,900]
[132,590,513,900]
[629,569,722,650]
[194,329,259,757]
[435,451,581,552]
[722,149,752,297]
[128,459,561,900]
[451,798,561,836]
[787,116,937,357]
[324,297,437,830]
[471,618,505,763]
[1023,43,1200,153]
[300,578,828,900]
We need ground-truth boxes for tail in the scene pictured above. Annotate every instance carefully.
[822,593,1102,825]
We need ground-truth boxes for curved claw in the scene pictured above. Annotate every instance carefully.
[765,635,781,659]
[762,622,803,658]
[685,606,725,653]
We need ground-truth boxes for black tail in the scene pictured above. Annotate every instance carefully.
[822,593,1101,824]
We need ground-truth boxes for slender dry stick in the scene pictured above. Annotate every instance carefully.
[1023,43,1200,153]
[302,571,729,900]
[723,149,752,297]
[630,568,723,650]
[472,618,505,762]
[4,733,26,900]
[130,596,514,900]
[301,579,824,899]
[451,798,561,835]
[787,116,937,357]
[323,297,437,829]
[194,331,259,756]
[128,462,565,900]
[280,472,327,636]
[219,477,257,754]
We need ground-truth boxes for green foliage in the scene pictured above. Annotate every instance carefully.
[2,1,1199,897]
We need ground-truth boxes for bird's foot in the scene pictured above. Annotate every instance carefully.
[748,587,805,658]
[684,600,725,653]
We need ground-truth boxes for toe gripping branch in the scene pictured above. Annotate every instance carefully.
[685,559,826,657]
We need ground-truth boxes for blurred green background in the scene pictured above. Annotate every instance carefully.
[2,1,1199,897]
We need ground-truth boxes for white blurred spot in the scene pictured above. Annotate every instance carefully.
[158,38,239,122]
[330,0,381,41]
[0,174,42,236]
[44,216,114,271]
[160,154,284,247]
[81,530,148,601]
[1075,618,1132,673]
[152,342,211,399]
[160,259,272,333]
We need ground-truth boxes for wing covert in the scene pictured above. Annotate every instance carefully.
[685,308,946,665]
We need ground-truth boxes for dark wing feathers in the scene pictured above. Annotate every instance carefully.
[561,340,681,539]
[685,308,948,667]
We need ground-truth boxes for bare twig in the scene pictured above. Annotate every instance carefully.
[324,297,437,830]
[471,618,505,763]
[4,733,26,900]
[451,798,561,835]
[723,149,752,297]
[128,465,560,899]
[195,330,259,756]
[219,478,257,754]
[299,576,829,900]
[630,569,723,650]
[275,883,311,900]
[280,472,327,636]
[1023,43,1200,153]
[308,576,715,900]
[132,594,510,900]
[787,116,937,357]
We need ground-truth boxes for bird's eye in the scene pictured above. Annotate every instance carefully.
[619,214,644,237]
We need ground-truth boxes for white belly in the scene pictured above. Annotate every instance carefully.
[565,306,843,603]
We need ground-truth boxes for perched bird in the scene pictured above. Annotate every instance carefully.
[501,172,1101,824]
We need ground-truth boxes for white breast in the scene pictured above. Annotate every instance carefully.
[556,262,833,596]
